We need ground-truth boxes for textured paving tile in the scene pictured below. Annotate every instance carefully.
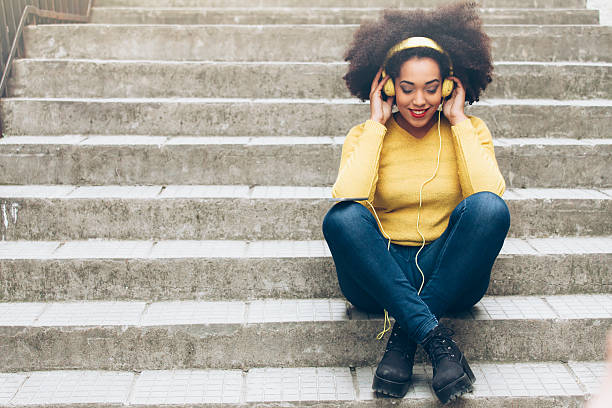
[527,237,612,254]
[0,374,27,404]
[247,299,348,323]
[246,240,330,258]
[0,185,75,198]
[132,370,242,404]
[160,185,250,198]
[251,186,331,199]
[141,301,245,325]
[0,303,45,326]
[249,136,335,145]
[568,362,608,395]
[545,295,612,319]
[68,185,161,198]
[471,363,582,397]
[506,188,611,200]
[246,367,354,402]
[55,240,153,259]
[471,296,557,320]
[34,302,145,326]
[81,135,168,145]
[499,238,538,255]
[150,240,247,258]
[11,371,133,405]
[356,365,432,400]
[166,136,251,145]
[0,135,85,144]
[0,241,59,259]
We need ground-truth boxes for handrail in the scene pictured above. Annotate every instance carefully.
[0,0,93,136]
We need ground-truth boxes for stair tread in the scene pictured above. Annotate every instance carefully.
[0,294,610,327]
[0,361,606,405]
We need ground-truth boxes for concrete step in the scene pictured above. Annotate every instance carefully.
[89,7,601,25]
[2,98,610,138]
[0,136,609,188]
[0,186,609,240]
[22,24,611,62]
[0,362,605,406]
[94,0,588,9]
[7,59,611,100]
[0,295,609,370]
[1,237,609,301]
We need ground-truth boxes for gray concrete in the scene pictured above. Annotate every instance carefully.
[2,99,610,138]
[0,317,607,371]
[94,0,587,8]
[0,195,609,240]
[89,7,600,25]
[0,140,609,188]
[0,252,608,302]
[22,25,612,62]
[8,60,611,100]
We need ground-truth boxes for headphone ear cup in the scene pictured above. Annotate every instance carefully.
[441,78,454,98]
[383,80,395,97]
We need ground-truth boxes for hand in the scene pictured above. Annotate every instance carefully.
[442,76,469,126]
[369,67,394,125]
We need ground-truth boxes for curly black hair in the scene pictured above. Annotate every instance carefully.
[343,1,493,104]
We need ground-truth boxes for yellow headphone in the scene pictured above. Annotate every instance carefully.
[381,36,455,98]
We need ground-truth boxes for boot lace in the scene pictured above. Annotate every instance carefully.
[426,327,459,363]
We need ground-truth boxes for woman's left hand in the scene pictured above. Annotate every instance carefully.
[442,76,469,126]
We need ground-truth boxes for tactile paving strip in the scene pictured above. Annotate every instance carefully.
[131,370,242,404]
[1,362,607,405]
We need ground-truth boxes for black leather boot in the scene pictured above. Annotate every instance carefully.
[372,322,417,397]
[421,324,476,404]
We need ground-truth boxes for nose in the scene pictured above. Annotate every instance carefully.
[413,89,426,106]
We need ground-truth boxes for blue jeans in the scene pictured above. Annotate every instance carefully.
[322,191,511,344]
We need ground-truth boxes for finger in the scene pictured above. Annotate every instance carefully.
[448,76,464,90]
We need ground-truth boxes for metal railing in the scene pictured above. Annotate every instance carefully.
[0,0,93,135]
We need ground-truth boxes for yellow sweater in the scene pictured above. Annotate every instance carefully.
[331,114,505,246]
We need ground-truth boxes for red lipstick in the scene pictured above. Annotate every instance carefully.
[409,108,428,118]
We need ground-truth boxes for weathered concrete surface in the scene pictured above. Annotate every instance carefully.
[94,0,587,8]
[0,317,607,371]
[2,99,610,138]
[0,196,609,240]
[8,60,611,100]
[22,25,612,62]
[89,7,600,25]
[0,141,608,187]
[0,253,608,302]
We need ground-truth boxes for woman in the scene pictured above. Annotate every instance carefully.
[322,1,510,403]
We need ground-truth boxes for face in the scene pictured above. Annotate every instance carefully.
[393,56,442,129]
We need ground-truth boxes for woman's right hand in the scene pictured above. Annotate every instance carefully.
[369,67,394,125]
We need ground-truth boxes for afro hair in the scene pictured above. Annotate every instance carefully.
[343,1,493,104]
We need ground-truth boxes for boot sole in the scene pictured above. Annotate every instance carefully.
[372,374,411,398]
[434,356,476,404]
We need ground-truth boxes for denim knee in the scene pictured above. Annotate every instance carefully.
[465,191,511,234]
[322,201,370,239]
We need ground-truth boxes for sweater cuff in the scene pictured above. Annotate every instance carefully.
[363,119,387,137]
[450,117,474,139]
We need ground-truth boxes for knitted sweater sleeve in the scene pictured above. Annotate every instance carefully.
[451,116,506,197]
[331,119,387,202]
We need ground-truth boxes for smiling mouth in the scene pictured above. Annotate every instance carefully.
[409,108,428,118]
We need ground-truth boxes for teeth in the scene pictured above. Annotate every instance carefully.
[412,110,426,114]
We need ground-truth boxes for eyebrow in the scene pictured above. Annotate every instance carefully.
[399,79,440,86]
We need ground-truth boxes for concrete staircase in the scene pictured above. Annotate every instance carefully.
[0,0,610,406]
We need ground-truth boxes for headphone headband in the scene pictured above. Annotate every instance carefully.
[383,36,453,74]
